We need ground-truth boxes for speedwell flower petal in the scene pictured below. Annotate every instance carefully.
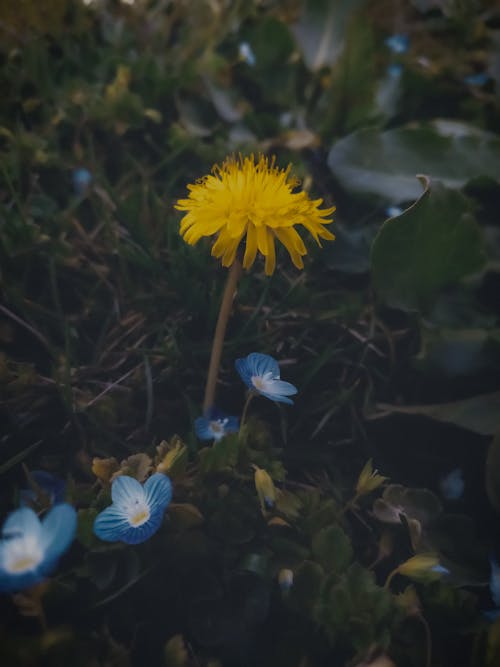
[111,475,145,506]
[2,507,42,541]
[143,473,173,516]
[40,504,78,563]
[195,408,239,441]
[235,352,298,404]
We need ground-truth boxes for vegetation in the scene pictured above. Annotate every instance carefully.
[1,1,500,666]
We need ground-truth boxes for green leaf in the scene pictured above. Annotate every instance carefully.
[291,0,366,71]
[312,524,353,574]
[302,498,340,536]
[371,178,486,311]
[312,13,378,136]
[77,508,100,549]
[416,324,500,377]
[323,222,375,273]
[198,434,239,474]
[373,392,500,436]
[318,564,396,650]
[288,561,324,613]
[245,17,295,69]
[328,121,500,203]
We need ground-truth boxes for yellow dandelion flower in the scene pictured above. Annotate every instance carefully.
[175,154,335,275]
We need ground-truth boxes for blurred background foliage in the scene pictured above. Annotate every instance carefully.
[1,0,500,666]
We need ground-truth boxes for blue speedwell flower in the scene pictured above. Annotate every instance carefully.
[235,353,298,405]
[72,167,92,195]
[387,63,403,79]
[0,504,77,593]
[93,473,172,545]
[464,72,489,86]
[384,34,409,54]
[195,409,239,441]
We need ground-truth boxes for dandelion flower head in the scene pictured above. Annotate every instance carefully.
[175,154,335,275]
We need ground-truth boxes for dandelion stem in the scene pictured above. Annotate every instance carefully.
[203,258,242,415]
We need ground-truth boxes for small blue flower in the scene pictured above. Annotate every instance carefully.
[20,471,67,508]
[195,409,239,441]
[72,168,92,195]
[384,34,409,54]
[0,504,77,593]
[387,63,403,79]
[440,468,464,501]
[235,353,298,405]
[93,473,172,545]
[463,72,489,87]
[385,206,404,218]
[238,42,256,66]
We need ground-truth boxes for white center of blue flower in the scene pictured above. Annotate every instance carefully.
[126,499,151,527]
[209,419,226,435]
[251,371,277,394]
[3,535,43,574]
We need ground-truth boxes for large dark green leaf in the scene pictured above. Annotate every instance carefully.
[291,0,366,71]
[373,392,500,436]
[416,326,500,377]
[371,178,486,311]
[327,121,500,203]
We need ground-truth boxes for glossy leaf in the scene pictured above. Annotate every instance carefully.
[373,391,500,436]
[328,121,500,203]
[371,178,486,311]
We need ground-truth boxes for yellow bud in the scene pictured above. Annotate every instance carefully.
[278,568,294,590]
[396,553,447,582]
[144,108,163,124]
[105,65,131,101]
[253,466,276,512]
[156,440,187,477]
[355,459,388,496]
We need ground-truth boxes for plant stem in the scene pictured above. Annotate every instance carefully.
[418,612,432,667]
[339,493,360,517]
[384,567,399,589]
[240,391,255,431]
[203,259,242,415]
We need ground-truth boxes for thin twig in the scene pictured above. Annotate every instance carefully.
[0,304,52,353]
